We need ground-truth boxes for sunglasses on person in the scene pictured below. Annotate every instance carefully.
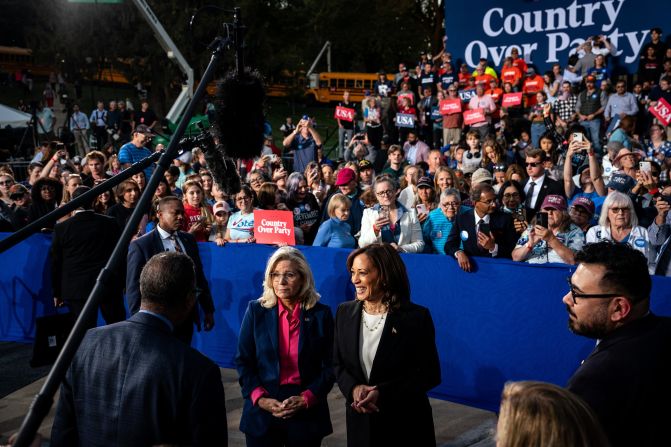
[493,164,507,172]
[466,151,481,159]
[10,193,26,200]
[41,185,55,192]
[0,180,13,186]
[525,162,541,167]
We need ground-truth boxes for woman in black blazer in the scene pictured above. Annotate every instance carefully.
[333,243,441,447]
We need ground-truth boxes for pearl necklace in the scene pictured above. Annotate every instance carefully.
[362,309,386,332]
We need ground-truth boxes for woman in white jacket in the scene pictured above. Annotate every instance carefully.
[358,175,425,253]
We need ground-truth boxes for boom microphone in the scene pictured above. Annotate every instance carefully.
[203,142,242,196]
[210,68,266,160]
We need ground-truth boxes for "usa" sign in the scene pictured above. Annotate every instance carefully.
[649,98,671,127]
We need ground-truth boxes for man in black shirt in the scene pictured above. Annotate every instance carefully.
[133,99,158,131]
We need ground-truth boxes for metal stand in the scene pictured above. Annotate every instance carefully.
[0,151,161,253]
[10,11,241,444]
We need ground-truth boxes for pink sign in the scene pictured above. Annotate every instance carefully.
[334,106,355,122]
[439,99,462,115]
[463,108,486,125]
[649,98,671,127]
[501,92,523,107]
[253,210,296,245]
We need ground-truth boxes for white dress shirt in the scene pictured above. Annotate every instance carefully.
[157,225,185,253]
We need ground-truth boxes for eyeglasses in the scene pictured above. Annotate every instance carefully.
[566,277,620,305]
[525,162,541,167]
[503,192,520,199]
[236,196,252,202]
[270,272,299,282]
[0,180,13,186]
[478,198,497,206]
[609,207,631,214]
[10,193,25,200]
[249,177,262,184]
[493,165,507,172]
[441,202,460,208]
[41,185,55,192]
[375,190,395,197]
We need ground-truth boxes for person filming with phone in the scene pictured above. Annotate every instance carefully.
[445,183,518,272]
[282,115,322,174]
[512,195,584,264]
[358,175,424,253]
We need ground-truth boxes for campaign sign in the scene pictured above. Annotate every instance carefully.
[459,89,476,102]
[444,0,660,73]
[395,113,416,128]
[440,99,462,115]
[649,98,671,127]
[254,210,295,245]
[334,106,355,122]
[463,108,486,125]
[501,92,523,107]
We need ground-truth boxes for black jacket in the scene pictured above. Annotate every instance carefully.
[445,209,517,259]
[334,300,440,447]
[567,314,671,447]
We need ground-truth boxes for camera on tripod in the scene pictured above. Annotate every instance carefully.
[178,121,215,154]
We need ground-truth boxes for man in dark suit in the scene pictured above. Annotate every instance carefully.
[126,196,214,344]
[445,183,518,272]
[51,186,125,326]
[51,251,228,446]
[523,147,564,221]
[564,242,671,447]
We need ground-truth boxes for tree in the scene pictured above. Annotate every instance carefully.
[18,0,445,113]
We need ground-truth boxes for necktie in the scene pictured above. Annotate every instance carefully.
[169,234,182,253]
[477,219,484,234]
[526,182,536,209]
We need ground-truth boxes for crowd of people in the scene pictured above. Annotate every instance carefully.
[2,25,671,447]
[4,28,670,276]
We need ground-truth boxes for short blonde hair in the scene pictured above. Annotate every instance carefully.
[259,247,320,310]
[327,193,352,218]
[497,381,609,447]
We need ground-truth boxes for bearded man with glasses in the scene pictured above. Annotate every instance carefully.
[564,241,671,447]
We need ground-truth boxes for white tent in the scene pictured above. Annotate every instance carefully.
[0,103,31,128]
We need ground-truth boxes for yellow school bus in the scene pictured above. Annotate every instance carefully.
[0,46,54,77]
[206,71,381,104]
[306,72,380,104]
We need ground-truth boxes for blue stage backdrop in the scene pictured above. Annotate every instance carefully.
[2,233,670,412]
[445,0,659,73]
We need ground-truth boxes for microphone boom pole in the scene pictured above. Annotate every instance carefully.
[0,151,162,254]
[11,23,237,447]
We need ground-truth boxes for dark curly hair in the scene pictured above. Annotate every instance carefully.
[575,242,651,304]
[346,243,410,311]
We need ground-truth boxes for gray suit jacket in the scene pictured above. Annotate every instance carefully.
[51,312,227,446]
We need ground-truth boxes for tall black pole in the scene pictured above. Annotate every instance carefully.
[11,38,230,447]
[0,151,162,254]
